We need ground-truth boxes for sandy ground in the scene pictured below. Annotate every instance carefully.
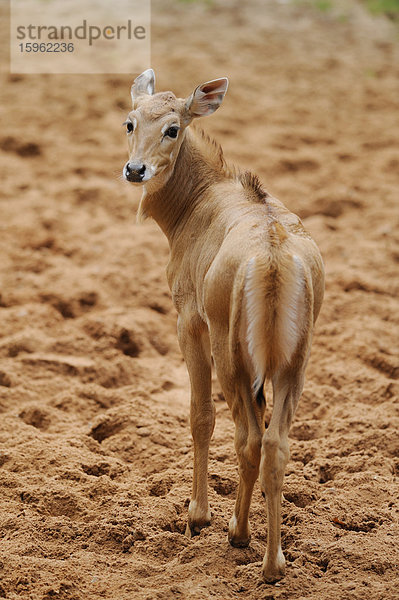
[1,1,399,598]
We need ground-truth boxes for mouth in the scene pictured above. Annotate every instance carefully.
[123,162,155,184]
[124,172,145,184]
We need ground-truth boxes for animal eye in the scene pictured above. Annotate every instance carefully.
[125,121,134,134]
[164,126,179,139]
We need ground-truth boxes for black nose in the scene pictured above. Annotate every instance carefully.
[125,162,146,182]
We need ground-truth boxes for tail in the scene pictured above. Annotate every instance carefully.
[244,224,306,395]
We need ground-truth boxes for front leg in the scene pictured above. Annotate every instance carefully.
[177,311,214,537]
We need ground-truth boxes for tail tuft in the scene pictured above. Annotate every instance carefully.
[244,252,305,394]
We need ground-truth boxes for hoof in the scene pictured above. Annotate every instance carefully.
[184,523,192,538]
[184,523,201,538]
[228,534,251,548]
[228,514,250,548]
[262,552,286,583]
[185,519,210,539]
[262,569,285,584]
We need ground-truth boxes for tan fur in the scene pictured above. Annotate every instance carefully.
[123,72,325,583]
[244,248,306,392]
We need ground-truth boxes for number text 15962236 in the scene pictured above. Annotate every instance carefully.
[19,42,74,53]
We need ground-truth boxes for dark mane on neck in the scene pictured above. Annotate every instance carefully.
[238,171,270,204]
[191,127,270,204]
[190,125,236,180]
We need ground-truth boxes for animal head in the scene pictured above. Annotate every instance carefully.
[122,69,228,190]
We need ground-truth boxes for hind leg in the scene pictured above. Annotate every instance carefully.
[211,330,266,548]
[260,367,305,582]
[228,386,266,547]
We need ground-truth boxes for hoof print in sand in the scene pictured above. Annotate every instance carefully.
[284,489,317,508]
[115,328,141,358]
[81,461,112,477]
[209,473,236,497]
[0,371,12,387]
[364,352,399,380]
[21,354,95,378]
[290,420,320,441]
[148,473,174,497]
[89,415,125,443]
[40,291,98,319]
[0,135,42,157]
[19,406,51,431]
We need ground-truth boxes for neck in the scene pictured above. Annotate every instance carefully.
[141,128,226,242]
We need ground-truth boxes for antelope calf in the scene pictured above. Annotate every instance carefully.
[122,69,324,582]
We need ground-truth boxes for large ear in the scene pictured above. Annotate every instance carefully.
[185,77,228,118]
[131,68,155,103]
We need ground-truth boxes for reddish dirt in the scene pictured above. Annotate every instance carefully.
[1,1,399,598]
